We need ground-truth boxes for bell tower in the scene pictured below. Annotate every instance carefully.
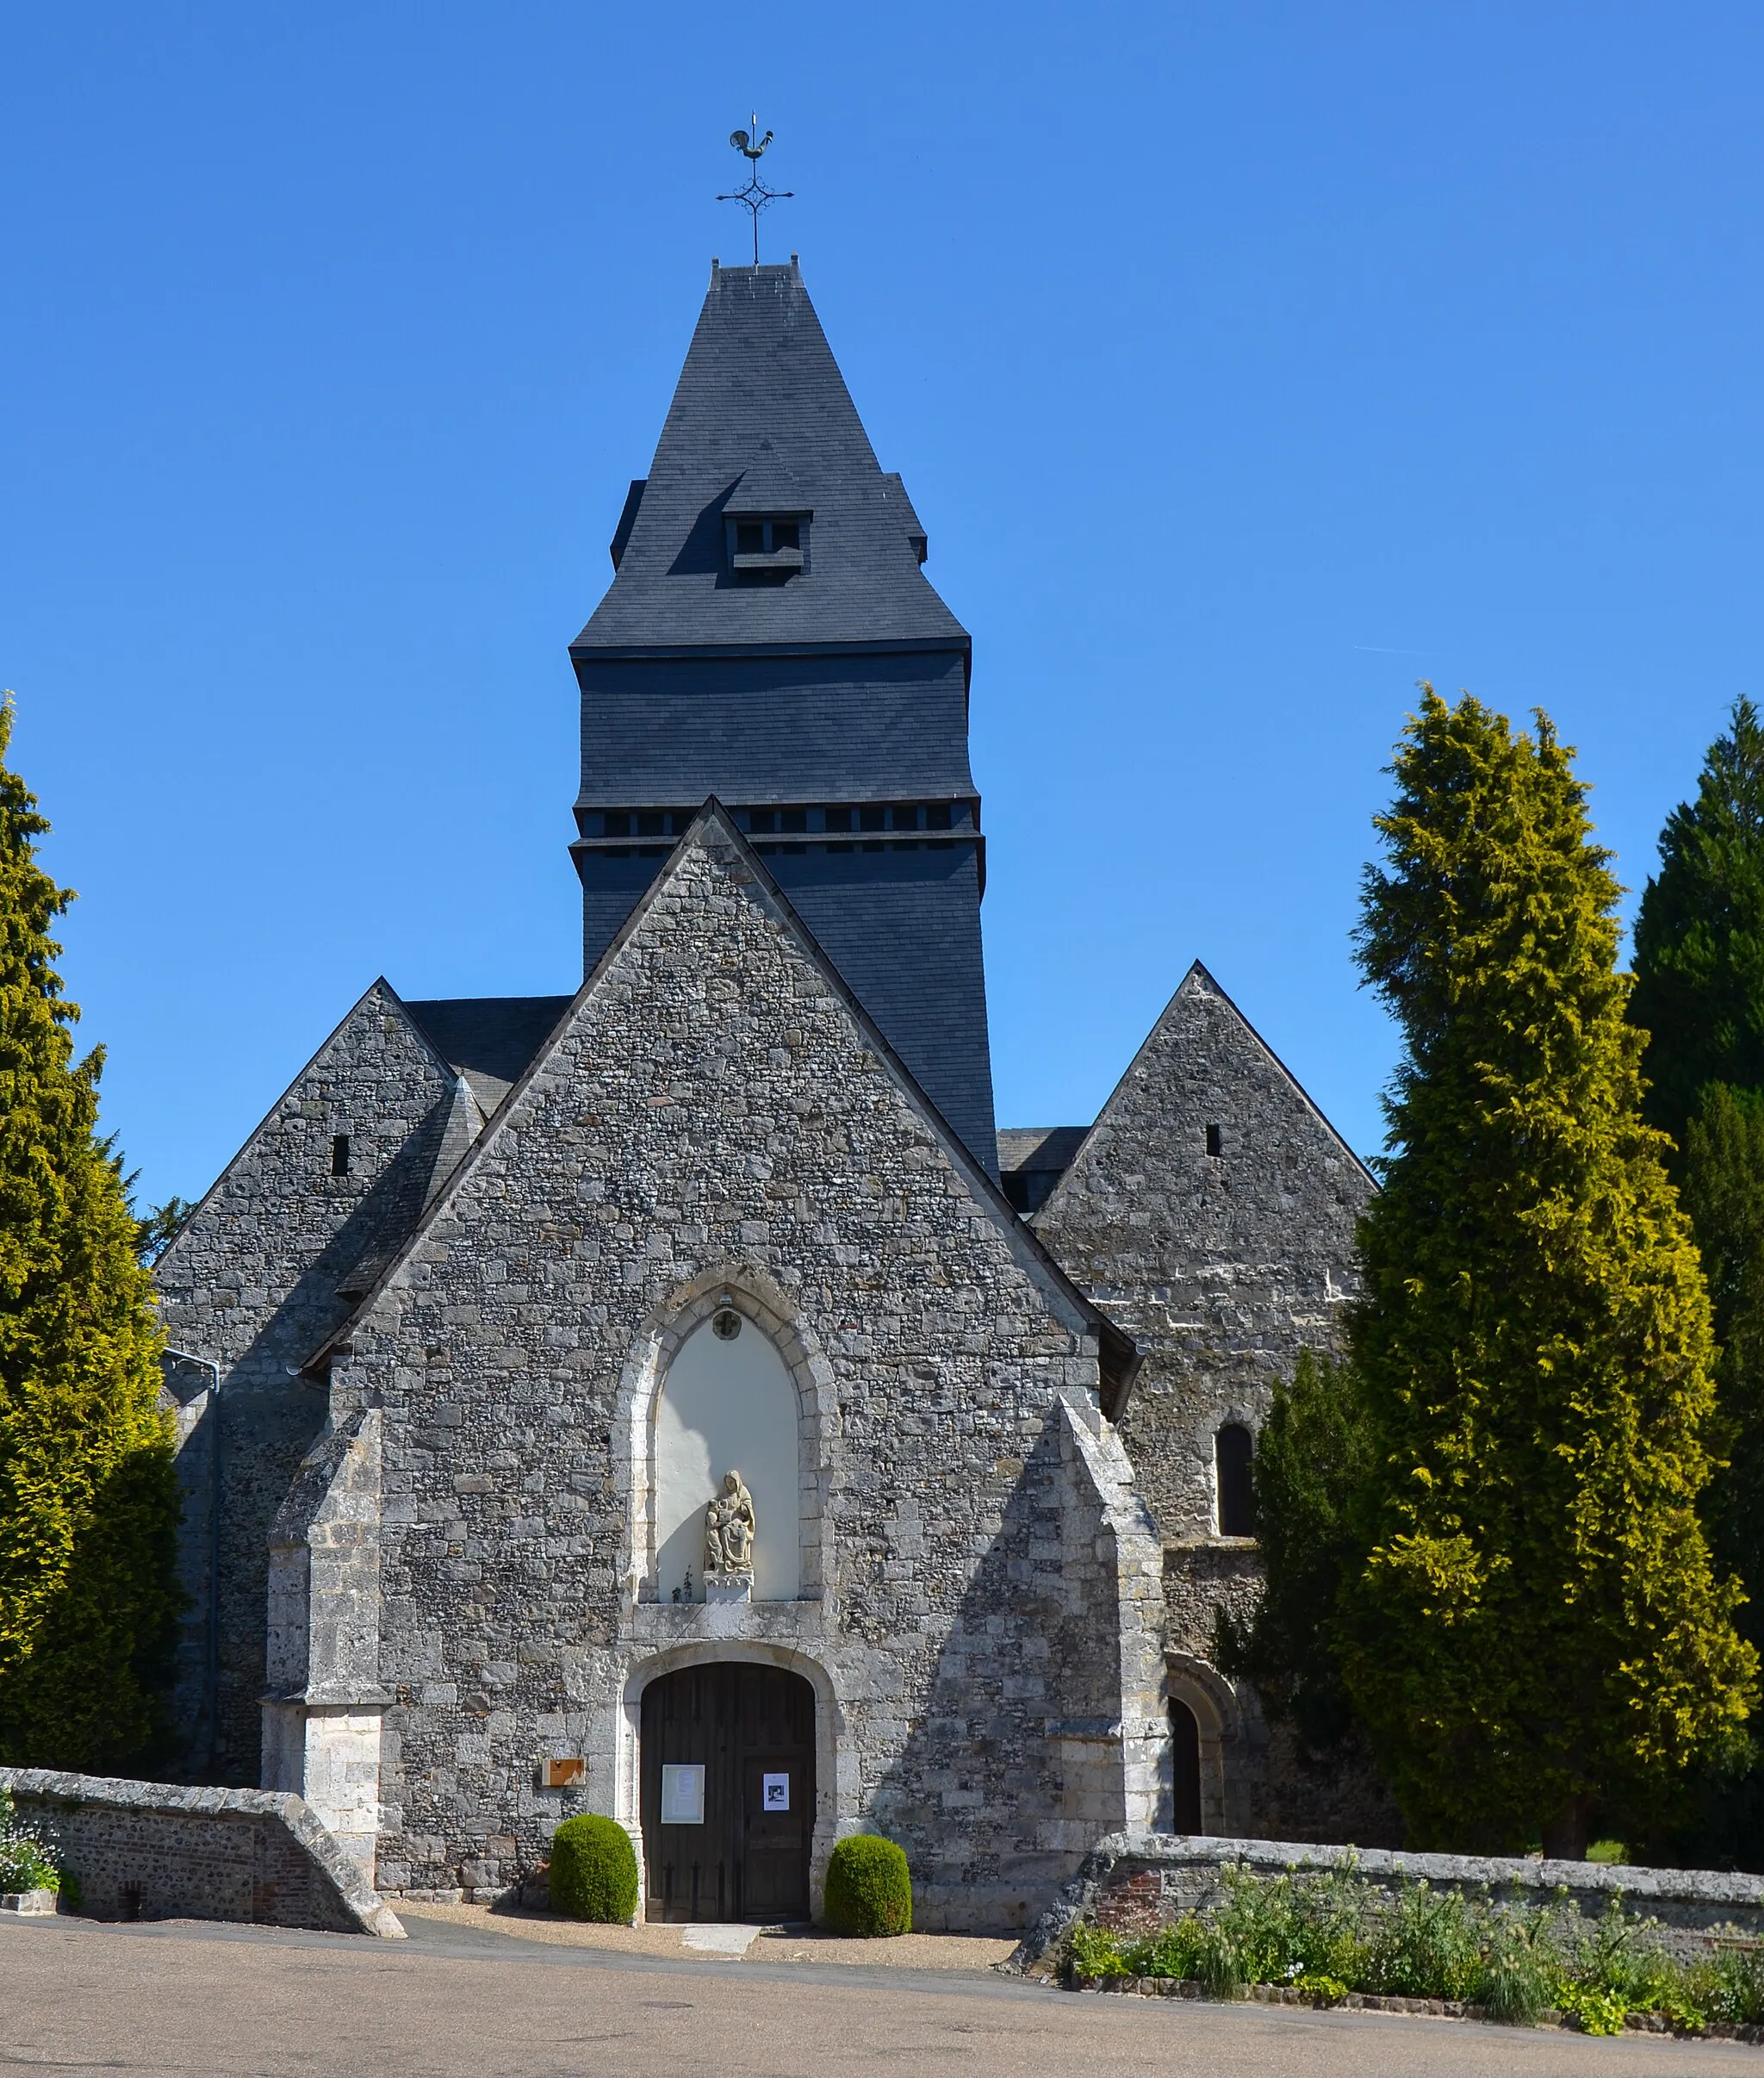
[568,259,998,1173]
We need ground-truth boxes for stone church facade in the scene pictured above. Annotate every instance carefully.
[155,258,1388,1929]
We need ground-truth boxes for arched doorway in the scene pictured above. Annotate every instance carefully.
[640,1662,815,1921]
[1171,1698,1203,1834]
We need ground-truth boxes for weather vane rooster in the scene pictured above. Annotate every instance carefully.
[718,115,793,268]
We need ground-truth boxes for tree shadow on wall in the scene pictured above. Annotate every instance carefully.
[0,1440,184,1774]
[195,1086,467,1784]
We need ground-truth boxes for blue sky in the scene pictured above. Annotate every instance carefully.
[3,4,1761,1207]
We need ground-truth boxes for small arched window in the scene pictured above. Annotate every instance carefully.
[1170,1698,1202,1834]
[1215,1422,1254,1538]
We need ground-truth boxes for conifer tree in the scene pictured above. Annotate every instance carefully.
[1341,687,1755,1856]
[1626,704,1764,1664]
[1680,1086,1764,1659]
[0,697,180,1770]
[1630,697,1764,1148]
[1218,1348,1371,1753]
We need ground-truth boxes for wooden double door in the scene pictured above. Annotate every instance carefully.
[640,1662,815,1923]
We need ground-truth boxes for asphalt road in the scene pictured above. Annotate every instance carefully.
[4,1911,1760,2077]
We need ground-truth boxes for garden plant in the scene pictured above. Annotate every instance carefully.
[1065,1862,1764,2035]
[547,1814,638,1923]
[823,1834,912,1936]
[0,1787,61,1896]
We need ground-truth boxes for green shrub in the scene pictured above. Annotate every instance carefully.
[1366,1879,1480,2000]
[1469,1914,1556,2026]
[0,1789,59,1894]
[1060,1862,1752,2031]
[547,1815,637,1924]
[1068,1924,1128,1982]
[1124,1915,1208,1981]
[1557,1983,1629,2035]
[823,1834,911,1937]
[1697,1938,1764,2025]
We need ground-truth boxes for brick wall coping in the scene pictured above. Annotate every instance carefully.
[0,1766,405,1938]
[1006,1832,1764,1975]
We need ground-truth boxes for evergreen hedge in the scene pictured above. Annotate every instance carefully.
[548,1814,637,1923]
[823,1834,911,1936]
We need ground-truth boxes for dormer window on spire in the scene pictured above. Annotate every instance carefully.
[724,507,811,578]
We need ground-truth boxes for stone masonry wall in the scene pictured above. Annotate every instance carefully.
[153,983,455,1782]
[0,1767,403,1935]
[326,815,1168,1930]
[1033,961,1374,1545]
[1032,963,1386,1848]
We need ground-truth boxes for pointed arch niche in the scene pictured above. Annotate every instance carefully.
[617,1271,836,1606]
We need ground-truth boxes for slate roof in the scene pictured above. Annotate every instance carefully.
[997,1126,1090,1220]
[404,995,573,1113]
[572,262,967,657]
[997,1126,1090,1178]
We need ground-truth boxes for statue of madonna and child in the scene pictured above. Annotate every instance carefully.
[701,1471,756,1602]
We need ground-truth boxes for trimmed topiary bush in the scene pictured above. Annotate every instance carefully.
[823,1833,911,1936]
[548,1814,638,1924]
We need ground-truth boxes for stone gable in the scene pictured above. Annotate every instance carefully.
[312,812,1166,1926]
[154,981,458,1780]
[1033,962,1374,1543]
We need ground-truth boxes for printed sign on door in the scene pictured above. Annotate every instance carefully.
[761,1771,790,1813]
[660,1764,705,1825]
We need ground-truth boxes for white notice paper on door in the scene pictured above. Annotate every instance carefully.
[660,1764,705,1825]
[761,1771,790,1813]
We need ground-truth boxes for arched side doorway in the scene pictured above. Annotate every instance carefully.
[640,1663,816,1922]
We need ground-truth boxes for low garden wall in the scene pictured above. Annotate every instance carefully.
[0,1767,404,1938]
[1008,1832,1764,1975]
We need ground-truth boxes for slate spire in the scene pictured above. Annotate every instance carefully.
[574,259,966,656]
[568,261,999,1173]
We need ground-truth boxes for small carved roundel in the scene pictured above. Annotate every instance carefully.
[711,1308,742,1341]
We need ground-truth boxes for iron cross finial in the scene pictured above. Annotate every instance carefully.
[717,115,793,268]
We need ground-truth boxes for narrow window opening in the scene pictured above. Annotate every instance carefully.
[1171,1700,1203,1833]
[925,802,952,831]
[771,520,800,551]
[637,811,664,837]
[1206,1123,1223,1159]
[735,521,765,555]
[780,806,807,834]
[331,1134,351,1178]
[859,805,886,832]
[1215,1422,1254,1537]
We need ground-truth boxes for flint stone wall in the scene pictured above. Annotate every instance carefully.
[1033,962,1373,1545]
[153,983,457,1782]
[1010,1832,1764,1975]
[330,822,1169,1929]
[0,1767,404,1936]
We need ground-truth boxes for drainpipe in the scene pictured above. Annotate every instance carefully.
[164,1349,222,1773]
